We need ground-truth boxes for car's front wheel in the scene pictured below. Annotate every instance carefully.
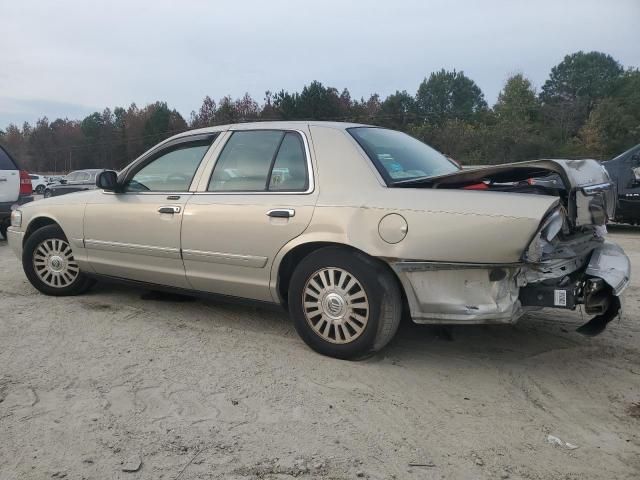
[288,247,402,359]
[22,224,94,296]
[44,189,52,198]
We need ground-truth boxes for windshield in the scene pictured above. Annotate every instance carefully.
[610,144,640,162]
[348,127,459,183]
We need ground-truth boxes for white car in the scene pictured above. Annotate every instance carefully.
[29,174,48,194]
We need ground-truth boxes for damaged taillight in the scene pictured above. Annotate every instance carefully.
[525,207,568,263]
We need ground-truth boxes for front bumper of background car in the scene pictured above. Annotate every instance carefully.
[615,196,640,224]
[0,195,34,216]
[6,227,24,259]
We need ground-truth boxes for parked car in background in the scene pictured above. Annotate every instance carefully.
[43,169,104,198]
[603,144,640,225]
[0,145,33,239]
[29,174,49,194]
[45,175,64,184]
[6,122,631,359]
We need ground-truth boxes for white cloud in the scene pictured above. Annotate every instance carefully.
[1,0,639,127]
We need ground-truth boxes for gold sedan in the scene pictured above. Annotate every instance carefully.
[7,122,630,359]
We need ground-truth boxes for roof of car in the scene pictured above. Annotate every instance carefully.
[171,121,373,140]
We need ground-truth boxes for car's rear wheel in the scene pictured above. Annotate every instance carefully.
[23,224,94,296]
[35,184,45,194]
[288,247,402,359]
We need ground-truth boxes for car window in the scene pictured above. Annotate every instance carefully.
[75,172,90,182]
[29,175,38,180]
[0,147,17,170]
[209,131,284,192]
[208,130,309,192]
[268,132,308,191]
[65,172,78,182]
[125,142,211,192]
[348,127,459,183]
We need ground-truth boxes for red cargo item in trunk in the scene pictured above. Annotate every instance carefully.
[463,182,489,190]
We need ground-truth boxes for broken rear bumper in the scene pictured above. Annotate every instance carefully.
[585,242,630,295]
[391,262,524,324]
[390,241,630,326]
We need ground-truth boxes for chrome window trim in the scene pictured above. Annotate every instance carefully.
[102,190,194,197]
[194,129,315,196]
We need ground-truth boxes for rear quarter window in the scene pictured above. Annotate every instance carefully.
[0,147,17,170]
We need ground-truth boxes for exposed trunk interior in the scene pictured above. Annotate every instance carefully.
[393,159,615,230]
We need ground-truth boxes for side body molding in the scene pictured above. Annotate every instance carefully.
[182,249,268,268]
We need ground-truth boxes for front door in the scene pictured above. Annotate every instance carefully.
[181,128,318,302]
[84,135,217,288]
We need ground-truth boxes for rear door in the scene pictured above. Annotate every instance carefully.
[181,128,317,302]
[0,146,20,203]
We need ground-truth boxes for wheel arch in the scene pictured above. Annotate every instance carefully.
[273,239,408,315]
[23,216,62,245]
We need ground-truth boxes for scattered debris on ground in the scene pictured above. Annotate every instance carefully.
[546,434,579,450]
[121,455,142,473]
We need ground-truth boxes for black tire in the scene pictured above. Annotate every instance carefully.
[35,184,45,194]
[288,246,402,359]
[22,224,95,296]
[0,219,8,240]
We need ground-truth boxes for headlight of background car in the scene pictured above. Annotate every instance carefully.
[525,207,567,263]
[10,209,22,228]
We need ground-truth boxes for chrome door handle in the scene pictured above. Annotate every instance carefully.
[158,205,181,214]
[267,208,295,218]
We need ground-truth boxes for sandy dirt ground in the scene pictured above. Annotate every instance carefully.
[0,228,639,480]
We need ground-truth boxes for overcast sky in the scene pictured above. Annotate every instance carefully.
[1,0,639,128]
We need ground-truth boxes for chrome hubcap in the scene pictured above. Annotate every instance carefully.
[302,267,370,344]
[33,239,79,288]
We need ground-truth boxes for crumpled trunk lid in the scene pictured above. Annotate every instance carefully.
[396,159,616,228]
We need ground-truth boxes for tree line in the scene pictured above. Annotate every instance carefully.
[1,50,638,173]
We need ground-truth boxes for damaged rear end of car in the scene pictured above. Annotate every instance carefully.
[392,158,631,335]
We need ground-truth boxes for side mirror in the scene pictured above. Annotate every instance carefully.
[96,170,119,191]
